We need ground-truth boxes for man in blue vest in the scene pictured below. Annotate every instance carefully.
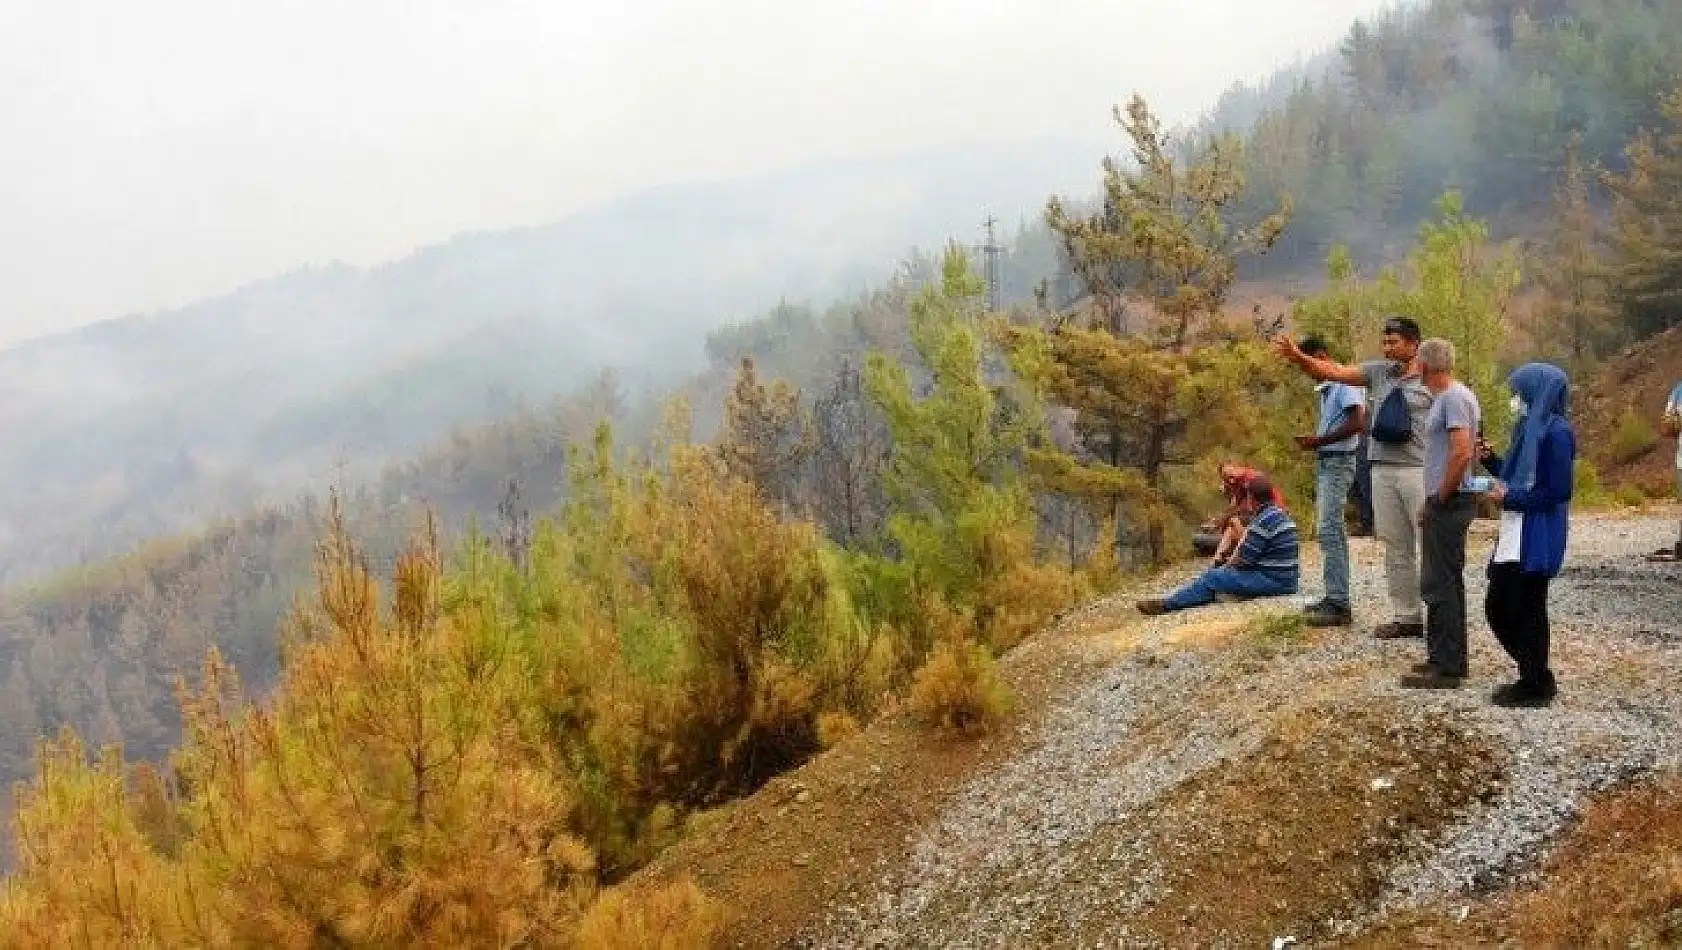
[1294,336,1367,627]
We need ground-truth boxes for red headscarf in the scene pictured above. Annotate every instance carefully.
[1221,465,1286,509]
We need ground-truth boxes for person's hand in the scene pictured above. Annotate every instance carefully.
[1272,335,1302,363]
[1487,481,1507,505]
[1294,434,1320,450]
[1476,435,1495,462]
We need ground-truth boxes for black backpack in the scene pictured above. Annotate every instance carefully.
[1369,384,1413,444]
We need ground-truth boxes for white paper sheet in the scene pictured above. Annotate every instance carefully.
[1493,510,1524,564]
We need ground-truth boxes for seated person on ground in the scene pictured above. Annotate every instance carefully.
[1200,461,1287,563]
[1139,476,1300,616]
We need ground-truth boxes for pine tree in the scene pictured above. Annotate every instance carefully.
[1047,96,1289,348]
[1291,193,1521,436]
[810,359,890,548]
[1404,191,1522,435]
[864,244,1071,648]
[715,357,812,513]
[1534,130,1618,369]
[1015,95,1291,562]
[1602,85,1682,337]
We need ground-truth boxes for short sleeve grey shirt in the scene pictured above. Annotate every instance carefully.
[1424,381,1481,496]
[1359,359,1434,466]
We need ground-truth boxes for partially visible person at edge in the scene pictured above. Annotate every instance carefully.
[1477,363,1577,707]
[1291,336,1367,627]
[1664,379,1682,560]
[1397,339,1481,688]
[1275,316,1434,640]
[1351,432,1376,537]
[1137,476,1299,615]
[1209,461,1287,566]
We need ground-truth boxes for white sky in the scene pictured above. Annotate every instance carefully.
[0,0,1392,344]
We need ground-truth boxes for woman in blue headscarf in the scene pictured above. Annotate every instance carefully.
[1479,362,1576,707]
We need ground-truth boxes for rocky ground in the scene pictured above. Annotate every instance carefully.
[639,511,1682,948]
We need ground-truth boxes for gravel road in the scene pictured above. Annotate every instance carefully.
[799,512,1682,948]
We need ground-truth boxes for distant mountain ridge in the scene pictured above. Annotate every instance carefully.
[0,136,1103,585]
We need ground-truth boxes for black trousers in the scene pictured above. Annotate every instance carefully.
[1485,563,1554,691]
[1351,437,1375,532]
[1421,495,1476,676]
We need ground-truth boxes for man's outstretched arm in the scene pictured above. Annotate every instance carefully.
[1273,336,1368,387]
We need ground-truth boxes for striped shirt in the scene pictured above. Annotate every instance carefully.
[1234,504,1300,580]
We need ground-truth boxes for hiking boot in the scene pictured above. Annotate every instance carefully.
[1373,621,1425,640]
[1491,680,1556,708]
[1304,601,1353,627]
[1399,666,1464,689]
[1136,599,1170,617]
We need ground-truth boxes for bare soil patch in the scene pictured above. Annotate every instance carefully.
[1127,701,1504,946]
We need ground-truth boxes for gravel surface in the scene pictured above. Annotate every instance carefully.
[798,512,1682,948]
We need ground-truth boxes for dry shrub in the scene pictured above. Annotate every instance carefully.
[1614,482,1648,508]
[908,606,1012,739]
[816,710,861,748]
[1509,779,1682,948]
[1610,406,1660,464]
[574,877,725,950]
[537,434,866,876]
[1574,460,1612,509]
[182,514,597,947]
[626,446,835,800]
[975,527,1078,652]
[0,732,183,948]
[0,507,602,948]
[1078,516,1125,596]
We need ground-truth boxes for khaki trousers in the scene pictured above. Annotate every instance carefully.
[1370,463,1426,625]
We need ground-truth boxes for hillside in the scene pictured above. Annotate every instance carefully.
[1200,0,1682,278]
[0,137,1098,587]
[7,0,1682,933]
[1577,323,1682,496]
[0,381,619,813]
[628,513,1682,946]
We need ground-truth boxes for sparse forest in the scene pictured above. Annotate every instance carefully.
[8,0,1682,941]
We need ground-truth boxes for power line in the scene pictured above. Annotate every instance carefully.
[980,214,1002,312]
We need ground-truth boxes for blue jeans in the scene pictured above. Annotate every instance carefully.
[1163,566,1298,611]
[1316,453,1358,607]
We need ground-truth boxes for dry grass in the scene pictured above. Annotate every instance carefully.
[1509,779,1682,947]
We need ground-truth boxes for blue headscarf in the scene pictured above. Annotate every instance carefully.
[1501,362,1570,492]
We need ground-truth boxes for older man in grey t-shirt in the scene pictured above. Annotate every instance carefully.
[1401,338,1481,688]
[1276,316,1433,639]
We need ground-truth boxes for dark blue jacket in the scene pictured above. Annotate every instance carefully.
[1484,416,1576,577]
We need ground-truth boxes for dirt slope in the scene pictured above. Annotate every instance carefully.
[629,512,1682,947]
